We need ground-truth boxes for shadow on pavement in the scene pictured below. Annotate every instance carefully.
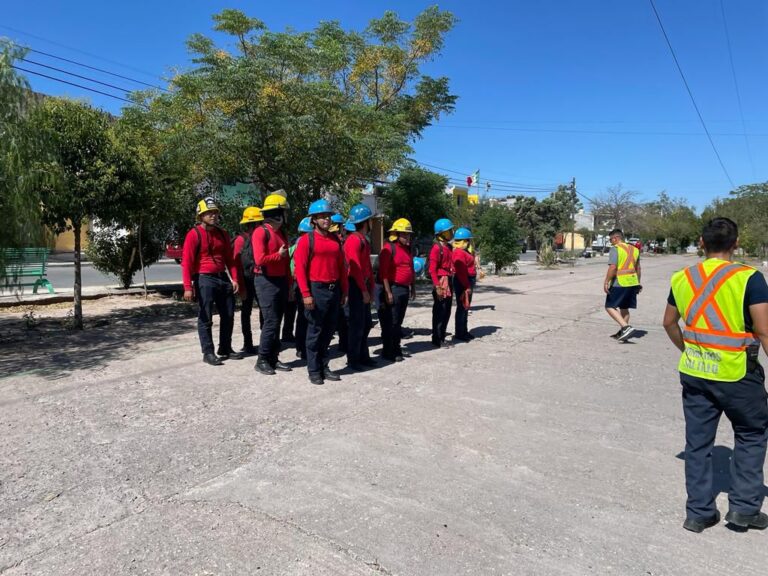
[0,302,196,380]
[471,325,501,338]
[474,284,522,295]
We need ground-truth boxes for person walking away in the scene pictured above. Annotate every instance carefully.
[294,200,348,385]
[430,218,455,347]
[233,206,263,355]
[603,228,641,342]
[377,218,416,362]
[252,193,293,376]
[663,217,768,533]
[344,204,377,370]
[181,197,241,365]
[452,227,476,342]
[290,217,313,360]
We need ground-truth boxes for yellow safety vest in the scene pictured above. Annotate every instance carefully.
[670,258,759,382]
[615,242,640,287]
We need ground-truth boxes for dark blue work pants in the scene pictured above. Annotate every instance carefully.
[681,368,768,520]
[377,284,409,358]
[194,273,235,355]
[254,275,287,364]
[453,277,472,339]
[346,280,372,365]
[431,283,453,344]
[305,282,340,376]
[240,273,262,347]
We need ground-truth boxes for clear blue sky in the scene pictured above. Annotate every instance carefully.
[3,0,766,211]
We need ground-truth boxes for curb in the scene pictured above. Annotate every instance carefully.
[0,283,184,308]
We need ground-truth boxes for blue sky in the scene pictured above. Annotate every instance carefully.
[3,0,766,211]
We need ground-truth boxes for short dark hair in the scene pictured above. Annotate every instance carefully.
[608,228,623,238]
[701,217,738,252]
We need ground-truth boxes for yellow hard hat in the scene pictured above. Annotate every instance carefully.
[196,197,219,219]
[262,192,290,211]
[388,218,413,234]
[240,206,263,224]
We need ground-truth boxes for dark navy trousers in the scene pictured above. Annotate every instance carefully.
[304,282,340,376]
[194,273,235,355]
[240,273,262,347]
[453,277,472,339]
[681,367,768,520]
[431,285,453,344]
[346,281,372,365]
[377,284,409,358]
[254,275,287,364]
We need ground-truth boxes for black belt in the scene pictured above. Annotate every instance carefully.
[393,283,411,289]
[200,272,228,279]
[312,281,339,290]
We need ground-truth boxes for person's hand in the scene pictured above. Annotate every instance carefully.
[435,285,443,298]
[603,282,611,294]
[183,289,194,302]
[278,244,288,258]
[410,287,416,300]
[341,294,348,307]
[637,285,643,294]
[362,290,371,305]
[385,290,394,305]
[231,281,239,294]
[303,296,315,310]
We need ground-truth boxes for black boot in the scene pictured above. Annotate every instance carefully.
[203,353,222,366]
[255,357,276,375]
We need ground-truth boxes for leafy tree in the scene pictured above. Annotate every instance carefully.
[381,166,454,241]
[136,7,458,212]
[30,98,127,329]
[590,184,640,232]
[86,226,164,289]
[475,204,521,274]
[702,182,768,257]
[0,41,45,272]
[508,186,578,249]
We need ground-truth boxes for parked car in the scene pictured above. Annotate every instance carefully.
[165,239,183,263]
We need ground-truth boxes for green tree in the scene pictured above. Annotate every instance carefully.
[381,166,454,240]
[702,182,768,257]
[0,41,45,271]
[508,186,578,250]
[475,204,521,274]
[30,98,127,329]
[137,7,458,212]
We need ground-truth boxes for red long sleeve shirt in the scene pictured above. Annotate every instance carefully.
[429,242,454,287]
[181,225,237,290]
[344,232,374,293]
[294,230,349,298]
[453,247,476,290]
[252,224,290,279]
[378,241,414,287]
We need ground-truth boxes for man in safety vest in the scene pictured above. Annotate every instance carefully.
[603,228,641,342]
[663,217,768,533]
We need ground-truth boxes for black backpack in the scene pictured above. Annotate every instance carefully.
[236,231,257,278]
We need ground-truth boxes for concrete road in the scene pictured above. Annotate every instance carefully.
[2,255,767,575]
[45,260,183,290]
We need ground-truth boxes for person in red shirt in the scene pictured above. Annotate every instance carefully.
[377,218,416,362]
[429,218,455,347]
[252,193,293,376]
[233,206,264,355]
[343,203,377,370]
[452,227,476,342]
[181,197,241,365]
[294,200,349,385]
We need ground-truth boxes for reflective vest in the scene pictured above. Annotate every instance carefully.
[670,258,759,382]
[615,242,640,287]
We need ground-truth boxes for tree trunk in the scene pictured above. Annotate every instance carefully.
[138,219,148,298]
[73,221,84,330]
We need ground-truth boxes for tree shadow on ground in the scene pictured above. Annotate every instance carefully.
[0,301,197,380]
[473,284,522,295]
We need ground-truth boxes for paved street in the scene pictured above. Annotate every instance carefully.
[2,255,767,575]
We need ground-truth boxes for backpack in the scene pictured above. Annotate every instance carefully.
[235,231,257,278]
[374,241,398,283]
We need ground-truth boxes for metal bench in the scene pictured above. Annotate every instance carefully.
[1,248,55,294]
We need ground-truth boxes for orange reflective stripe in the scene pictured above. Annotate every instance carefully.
[688,266,743,329]
[616,243,637,275]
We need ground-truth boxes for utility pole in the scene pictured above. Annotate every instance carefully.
[570,177,577,254]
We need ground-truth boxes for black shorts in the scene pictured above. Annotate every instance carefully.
[605,285,639,309]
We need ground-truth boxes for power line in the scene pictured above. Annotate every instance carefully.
[11,64,142,107]
[416,160,559,189]
[0,24,162,80]
[21,58,136,94]
[648,0,736,189]
[719,0,756,179]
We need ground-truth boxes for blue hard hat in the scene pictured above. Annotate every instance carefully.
[298,217,313,233]
[434,218,454,235]
[413,257,425,275]
[454,227,473,240]
[348,203,373,224]
[344,220,356,232]
[331,213,344,224]
[308,199,333,216]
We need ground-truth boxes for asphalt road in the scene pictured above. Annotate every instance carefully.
[3,254,766,575]
[45,260,183,290]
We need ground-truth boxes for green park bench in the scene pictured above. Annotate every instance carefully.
[1,248,55,294]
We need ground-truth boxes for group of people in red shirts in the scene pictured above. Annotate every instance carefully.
[181,194,478,385]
